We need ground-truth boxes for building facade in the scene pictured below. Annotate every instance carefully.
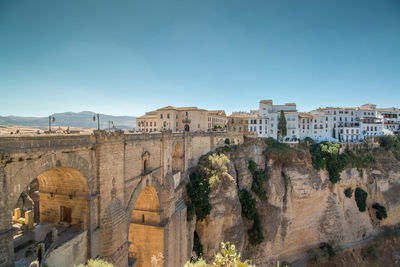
[229,100,397,142]
[136,106,210,133]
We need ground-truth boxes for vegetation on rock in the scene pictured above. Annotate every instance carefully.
[238,189,258,220]
[186,172,211,221]
[355,187,368,212]
[248,160,268,201]
[310,141,347,184]
[186,242,255,267]
[186,152,230,221]
[238,188,264,246]
[372,203,388,220]
[307,242,337,264]
[344,188,353,198]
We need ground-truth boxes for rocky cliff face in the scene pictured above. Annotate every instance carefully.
[191,138,400,266]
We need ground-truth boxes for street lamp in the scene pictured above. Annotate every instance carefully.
[93,113,100,130]
[48,115,55,133]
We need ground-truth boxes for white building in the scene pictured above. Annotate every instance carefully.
[258,100,298,140]
[377,107,400,135]
[230,100,396,143]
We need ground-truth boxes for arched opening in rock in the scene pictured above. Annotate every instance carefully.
[12,167,90,265]
[128,186,164,267]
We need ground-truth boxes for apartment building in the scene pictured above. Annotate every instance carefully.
[207,110,227,131]
[136,106,209,133]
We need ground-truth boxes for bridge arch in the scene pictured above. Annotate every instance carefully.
[4,153,94,265]
[8,152,94,209]
[126,174,167,267]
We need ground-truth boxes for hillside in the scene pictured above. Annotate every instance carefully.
[0,111,136,130]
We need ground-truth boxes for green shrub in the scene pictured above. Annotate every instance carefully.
[192,231,203,259]
[238,189,258,220]
[320,242,336,258]
[310,142,347,184]
[372,203,388,220]
[248,160,257,173]
[355,187,368,212]
[224,138,230,145]
[379,136,400,151]
[186,172,211,221]
[344,188,353,198]
[248,216,264,245]
[367,245,380,264]
[307,242,337,264]
[251,171,268,201]
[238,189,264,246]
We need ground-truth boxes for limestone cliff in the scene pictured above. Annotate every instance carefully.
[190,138,400,266]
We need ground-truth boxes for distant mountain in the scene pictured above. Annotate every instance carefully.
[0,111,136,130]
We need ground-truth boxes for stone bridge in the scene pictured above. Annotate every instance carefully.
[0,131,243,267]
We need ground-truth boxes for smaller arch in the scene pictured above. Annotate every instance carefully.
[184,124,190,132]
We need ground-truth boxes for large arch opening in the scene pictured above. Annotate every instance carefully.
[128,186,164,267]
[12,167,90,265]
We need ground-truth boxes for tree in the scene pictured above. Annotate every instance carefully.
[278,110,287,141]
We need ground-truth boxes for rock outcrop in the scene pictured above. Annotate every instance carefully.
[189,138,400,266]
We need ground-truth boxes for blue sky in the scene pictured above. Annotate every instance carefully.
[0,0,399,117]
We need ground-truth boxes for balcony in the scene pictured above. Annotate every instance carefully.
[182,117,191,124]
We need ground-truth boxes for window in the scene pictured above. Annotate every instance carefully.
[259,119,262,124]
[150,122,152,127]
[60,206,72,223]
[186,112,188,116]
[265,120,267,124]
[167,113,170,119]
[154,122,156,127]
[146,122,148,126]
[160,114,163,119]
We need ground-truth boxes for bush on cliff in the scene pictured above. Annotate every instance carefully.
[186,152,230,221]
[344,188,353,198]
[372,203,388,220]
[238,189,264,246]
[238,189,258,220]
[251,171,268,201]
[248,160,268,201]
[355,187,368,212]
[185,242,255,267]
[198,153,230,187]
[186,172,211,221]
[379,136,400,151]
[248,216,264,245]
[310,142,347,184]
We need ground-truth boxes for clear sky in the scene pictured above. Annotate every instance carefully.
[1,0,399,117]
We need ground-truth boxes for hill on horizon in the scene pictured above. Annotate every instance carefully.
[0,111,136,130]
